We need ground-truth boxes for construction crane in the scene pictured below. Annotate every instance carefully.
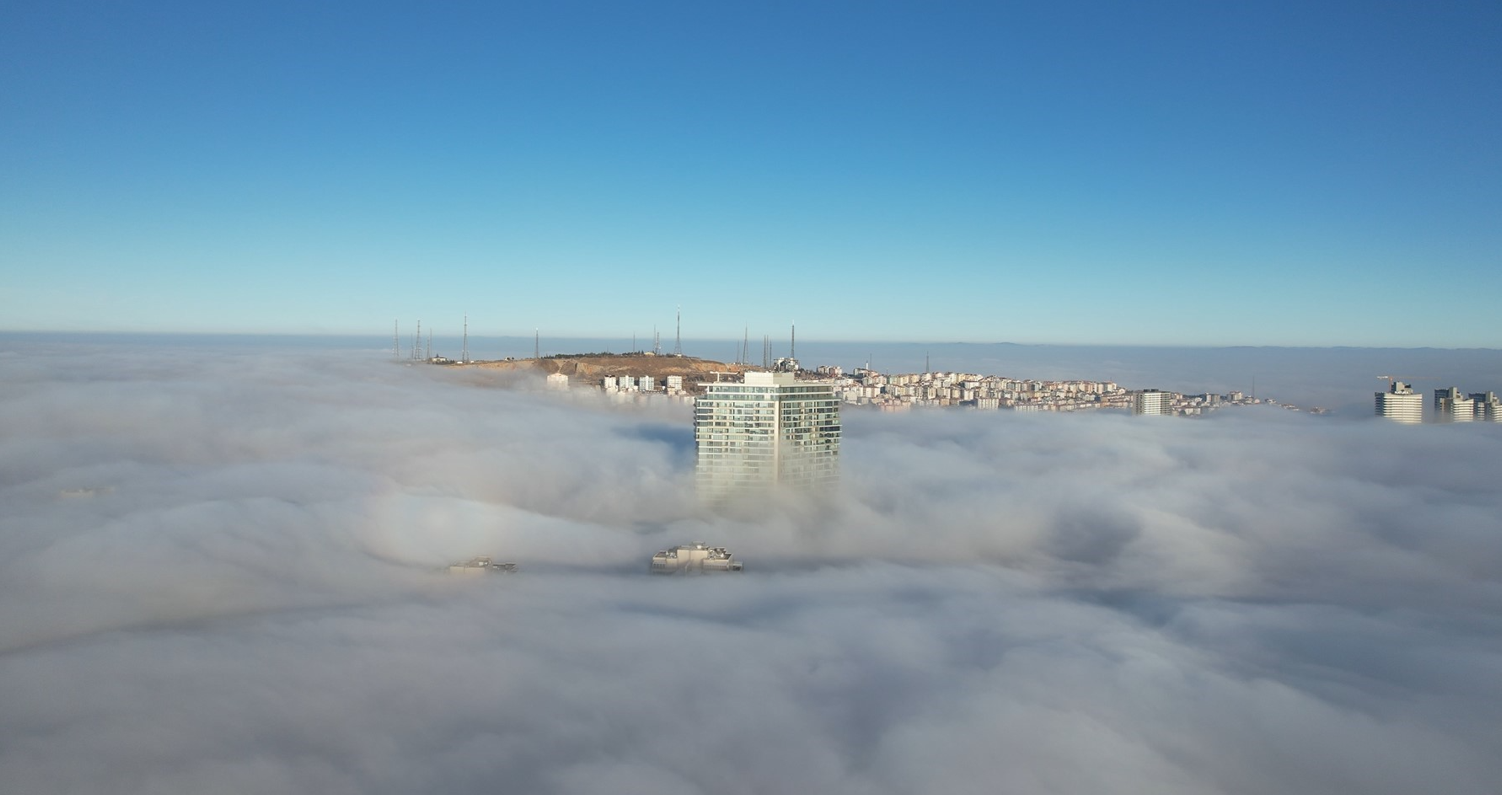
[1378,375,1434,391]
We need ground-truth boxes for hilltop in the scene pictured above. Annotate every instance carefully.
[467,353,749,391]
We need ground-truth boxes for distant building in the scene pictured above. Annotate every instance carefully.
[1375,381,1423,424]
[1133,389,1171,416]
[694,371,840,498]
[1470,391,1501,422]
[666,375,684,393]
[1434,387,1474,422]
[649,543,742,573]
[640,375,655,392]
[447,556,517,574]
[546,373,569,391]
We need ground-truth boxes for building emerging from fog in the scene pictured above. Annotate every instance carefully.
[694,371,840,497]
[1375,381,1423,424]
[1434,387,1474,422]
[650,543,743,573]
[1132,389,1170,416]
[1471,391,1502,422]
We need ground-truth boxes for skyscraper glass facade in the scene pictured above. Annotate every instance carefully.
[694,372,840,498]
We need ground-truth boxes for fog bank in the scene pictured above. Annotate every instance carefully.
[2,338,1499,794]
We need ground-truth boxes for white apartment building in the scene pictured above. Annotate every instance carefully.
[1471,391,1501,421]
[694,371,840,498]
[1133,389,1171,416]
[1376,381,1423,424]
[1434,387,1474,422]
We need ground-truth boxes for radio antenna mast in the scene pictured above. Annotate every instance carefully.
[461,313,469,363]
[674,306,682,356]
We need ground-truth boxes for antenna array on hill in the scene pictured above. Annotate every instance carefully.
[674,306,682,356]
[461,313,469,363]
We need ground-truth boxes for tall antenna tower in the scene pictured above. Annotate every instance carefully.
[461,313,469,364]
[426,330,432,361]
[790,322,796,360]
[653,326,661,356]
[534,329,539,359]
[413,320,421,360]
[763,335,770,369]
[742,325,748,366]
[393,320,399,359]
[674,306,682,356]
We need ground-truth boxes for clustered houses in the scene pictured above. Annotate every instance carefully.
[819,368,1278,416]
[825,368,1130,412]
[548,364,1290,417]
[546,372,696,404]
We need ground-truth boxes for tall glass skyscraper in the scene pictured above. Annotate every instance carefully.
[694,371,840,498]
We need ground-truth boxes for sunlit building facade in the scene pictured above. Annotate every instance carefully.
[1132,389,1170,416]
[1375,381,1423,424]
[1434,387,1474,423]
[1471,391,1501,422]
[694,371,840,498]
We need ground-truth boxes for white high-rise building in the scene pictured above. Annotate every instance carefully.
[1470,391,1501,422]
[1434,387,1474,422]
[694,371,840,498]
[1132,389,1171,416]
[1376,381,1423,424]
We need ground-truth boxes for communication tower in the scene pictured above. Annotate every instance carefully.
[461,313,469,363]
[674,306,682,356]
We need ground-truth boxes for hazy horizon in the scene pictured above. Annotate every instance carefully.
[8,331,1500,416]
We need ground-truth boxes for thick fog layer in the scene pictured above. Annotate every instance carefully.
[2,340,1500,794]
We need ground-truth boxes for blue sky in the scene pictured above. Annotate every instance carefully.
[3,1,1499,346]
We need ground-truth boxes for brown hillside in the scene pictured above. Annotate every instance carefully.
[468,355,749,392]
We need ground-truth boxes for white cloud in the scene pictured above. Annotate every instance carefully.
[1,341,1499,794]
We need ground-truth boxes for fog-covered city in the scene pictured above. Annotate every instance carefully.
[6,2,1502,792]
[2,338,1499,794]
